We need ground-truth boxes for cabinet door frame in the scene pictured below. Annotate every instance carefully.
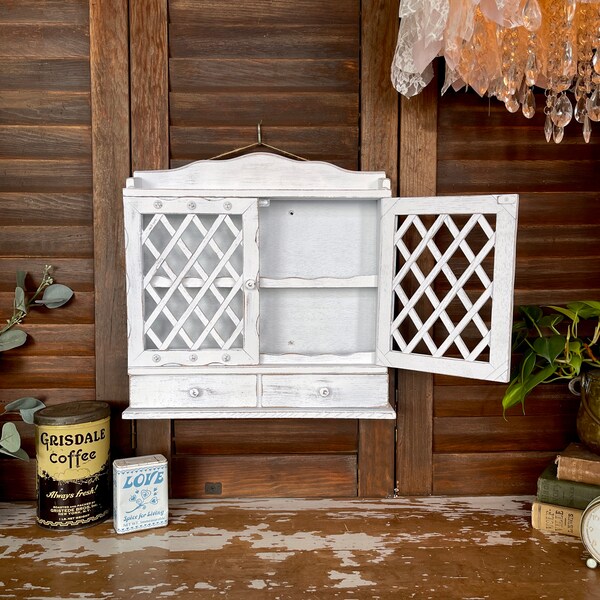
[124,195,259,367]
[376,194,519,383]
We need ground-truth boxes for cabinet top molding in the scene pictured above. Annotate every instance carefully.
[126,152,392,192]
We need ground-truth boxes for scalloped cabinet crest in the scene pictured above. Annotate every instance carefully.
[123,153,518,419]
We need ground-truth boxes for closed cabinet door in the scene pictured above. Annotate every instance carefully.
[376,194,519,383]
[124,196,259,367]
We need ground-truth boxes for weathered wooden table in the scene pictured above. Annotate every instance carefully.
[0,497,596,599]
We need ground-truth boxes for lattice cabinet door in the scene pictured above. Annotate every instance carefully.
[376,194,518,382]
[124,197,259,367]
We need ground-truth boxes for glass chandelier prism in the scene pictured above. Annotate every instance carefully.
[391,0,600,143]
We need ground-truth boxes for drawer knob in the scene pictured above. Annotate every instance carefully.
[189,387,201,398]
[319,387,330,397]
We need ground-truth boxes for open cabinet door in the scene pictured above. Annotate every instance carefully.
[376,194,518,382]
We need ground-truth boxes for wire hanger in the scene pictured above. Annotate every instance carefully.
[209,122,308,161]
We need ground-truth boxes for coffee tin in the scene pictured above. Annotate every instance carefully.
[34,401,111,530]
[113,454,168,534]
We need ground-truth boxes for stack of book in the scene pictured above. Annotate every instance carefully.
[531,443,600,537]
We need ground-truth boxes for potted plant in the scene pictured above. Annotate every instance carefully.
[0,266,73,460]
[502,300,600,452]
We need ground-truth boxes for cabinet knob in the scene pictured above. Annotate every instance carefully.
[319,387,330,397]
[189,387,201,398]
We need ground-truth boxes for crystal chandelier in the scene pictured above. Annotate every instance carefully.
[391,0,600,143]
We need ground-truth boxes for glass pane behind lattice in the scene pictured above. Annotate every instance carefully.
[390,213,496,362]
[141,213,244,351]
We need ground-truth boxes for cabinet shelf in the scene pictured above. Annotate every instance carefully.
[150,275,378,289]
[260,276,377,288]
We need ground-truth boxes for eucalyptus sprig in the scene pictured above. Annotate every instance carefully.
[0,265,73,352]
[0,398,46,460]
[0,266,73,460]
[502,301,600,416]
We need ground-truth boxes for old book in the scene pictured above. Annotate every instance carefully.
[556,443,600,486]
[538,462,600,510]
[531,501,583,537]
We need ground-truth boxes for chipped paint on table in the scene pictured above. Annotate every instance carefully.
[0,497,597,599]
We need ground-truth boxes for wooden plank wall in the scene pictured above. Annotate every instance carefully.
[2,1,596,501]
[165,0,365,497]
[432,90,597,494]
[0,0,95,499]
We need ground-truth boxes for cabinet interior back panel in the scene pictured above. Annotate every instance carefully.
[259,199,378,279]
[260,288,377,355]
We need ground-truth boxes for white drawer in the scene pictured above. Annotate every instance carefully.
[261,374,388,409]
[129,374,257,408]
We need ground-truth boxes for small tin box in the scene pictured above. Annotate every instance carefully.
[113,454,168,534]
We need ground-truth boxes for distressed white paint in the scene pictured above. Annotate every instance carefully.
[123,155,518,419]
[376,194,518,383]
[261,374,389,409]
[126,152,391,192]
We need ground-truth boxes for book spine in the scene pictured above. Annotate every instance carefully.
[557,457,600,486]
[531,501,582,537]
[537,476,600,510]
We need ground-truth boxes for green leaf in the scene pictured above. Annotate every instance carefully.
[538,315,563,329]
[0,446,29,461]
[0,329,27,352]
[16,271,26,290]
[520,350,536,382]
[36,284,73,309]
[4,397,45,424]
[523,364,557,394]
[14,286,26,313]
[533,335,566,364]
[519,306,543,326]
[0,422,21,453]
[502,380,526,412]
[570,354,583,374]
[547,305,579,323]
[3,397,44,412]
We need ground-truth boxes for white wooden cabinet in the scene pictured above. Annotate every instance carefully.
[123,153,518,420]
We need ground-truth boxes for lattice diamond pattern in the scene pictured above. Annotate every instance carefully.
[391,213,495,361]
[141,213,245,351]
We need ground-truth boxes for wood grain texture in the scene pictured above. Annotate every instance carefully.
[90,0,131,459]
[0,159,92,192]
[396,75,438,495]
[170,24,358,59]
[0,497,597,598]
[0,58,90,91]
[174,419,358,455]
[130,0,169,173]
[0,1,89,25]
[0,226,92,257]
[360,0,399,190]
[0,192,93,225]
[0,91,91,124]
[357,0,399,498]
[128,0,171,460]
[170,91,357,127]
[170,58,358,93]
[433,452,556,495]
[0,1,96,502]
[172,454,357,497]
[432,83,599,495]
[169,0,359,25]
[170,125,358,165]
[0,125,91,159]
[0,24,89,57]
[0,258,94,291]
[0,355,95,388]
[433,415,577,452]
